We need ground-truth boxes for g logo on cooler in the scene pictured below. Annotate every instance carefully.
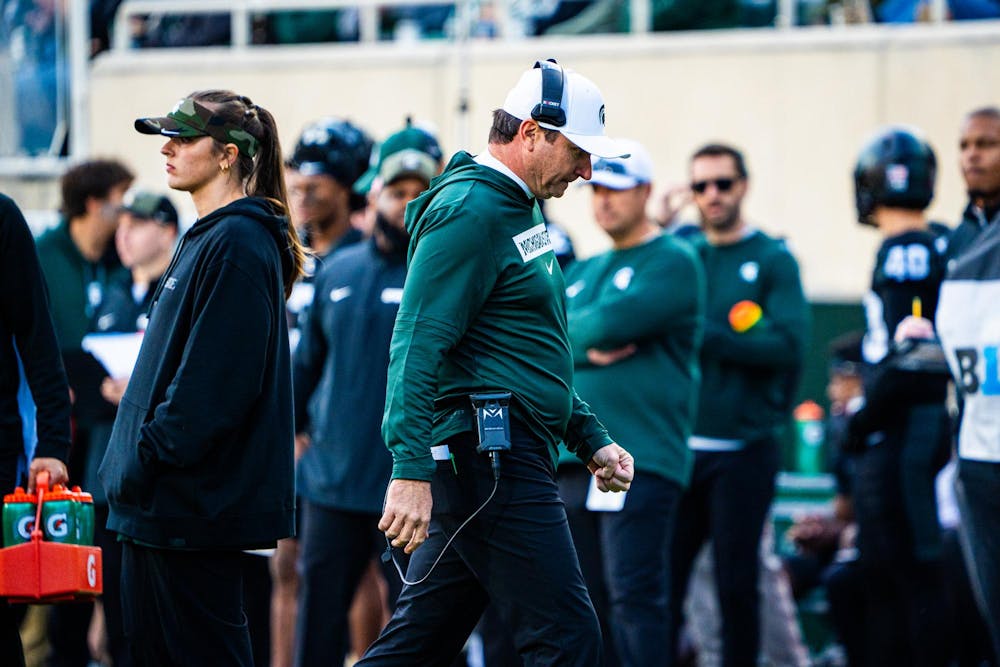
[47,512,69,538]
[87,554,97,587]
[16,516,35,539]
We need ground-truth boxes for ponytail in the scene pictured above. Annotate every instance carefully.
[246,104,307,299]
[189,90,306,298]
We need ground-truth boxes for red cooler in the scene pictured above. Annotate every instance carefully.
[0,471,102,603]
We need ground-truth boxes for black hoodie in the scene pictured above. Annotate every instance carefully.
[99,197,295,549]
[949,201,1000,266]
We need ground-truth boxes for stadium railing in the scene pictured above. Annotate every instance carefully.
[0,0,951,176]
[109,0,653,47]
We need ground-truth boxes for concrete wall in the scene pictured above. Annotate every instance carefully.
[88,22,1000,300]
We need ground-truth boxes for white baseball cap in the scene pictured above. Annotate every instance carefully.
[501,62,630,159]
[589,139,654,190]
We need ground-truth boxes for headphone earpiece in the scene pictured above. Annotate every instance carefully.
[530,59,567,128]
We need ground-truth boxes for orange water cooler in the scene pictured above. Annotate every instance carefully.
[0,471,102,603]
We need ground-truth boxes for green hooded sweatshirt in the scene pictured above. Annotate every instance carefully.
[382,151,613,482]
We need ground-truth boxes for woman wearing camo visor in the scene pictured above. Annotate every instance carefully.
[98,91,304,665]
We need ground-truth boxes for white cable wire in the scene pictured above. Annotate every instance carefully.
[384,476,499,587]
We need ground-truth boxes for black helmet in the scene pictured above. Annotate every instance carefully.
[854,126,936,227]
[289,118,374,189]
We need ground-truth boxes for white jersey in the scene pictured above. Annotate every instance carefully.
[936,219,1000,462]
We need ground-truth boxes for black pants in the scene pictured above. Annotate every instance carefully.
[294,502,402,666]
[957,458,1000,663]
[477,465,677,667]
[859,559,950,667]
[121,543,253,666]
[852,430,950,666]
[669,441,779,667]
[478,465,620,667]
[93,504,131,667]
[241,552,272,667]
[823,559,866,667]
[357,427,602,667]
[600,470,681,667]
[45,599,92,667]
[558,466,618,667]
[0,448,25,667]
[941,527,996,667]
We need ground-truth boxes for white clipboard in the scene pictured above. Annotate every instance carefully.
[81,332,144,379]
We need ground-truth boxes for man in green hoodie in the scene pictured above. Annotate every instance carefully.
[358,61,634,666]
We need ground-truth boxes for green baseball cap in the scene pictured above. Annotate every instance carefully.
[353,121,443,194]
[123,190,179,228]
[134,97,259,158]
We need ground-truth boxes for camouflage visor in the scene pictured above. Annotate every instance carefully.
[134,98,259,158]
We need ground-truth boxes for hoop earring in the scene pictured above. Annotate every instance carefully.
[220,162,230,173]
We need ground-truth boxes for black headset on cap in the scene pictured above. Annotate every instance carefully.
[531,59,567,128]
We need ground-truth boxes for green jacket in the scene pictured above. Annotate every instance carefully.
[35,221,127,350]
[562,233,704,487]
[692,230,808,444]
[382,152,613,481]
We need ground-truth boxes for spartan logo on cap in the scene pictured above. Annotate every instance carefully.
[599,105,606,127]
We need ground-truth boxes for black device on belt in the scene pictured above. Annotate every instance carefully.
[470,391,512,480]
[382,391,513,585]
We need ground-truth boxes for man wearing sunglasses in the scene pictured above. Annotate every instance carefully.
[669,143,809,667]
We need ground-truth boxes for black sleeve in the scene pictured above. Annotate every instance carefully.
[847,364,948,447]
[291,272,328,435]
[0,196,71,461]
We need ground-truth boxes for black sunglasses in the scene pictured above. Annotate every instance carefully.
[691,177,739,194]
